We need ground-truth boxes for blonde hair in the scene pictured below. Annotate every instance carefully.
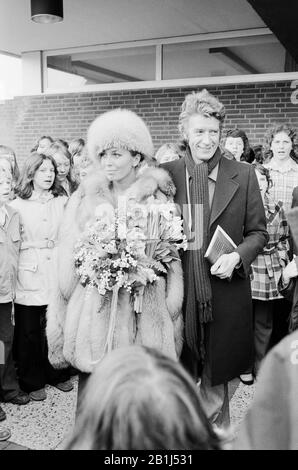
[155,143,180,164]
[69,138,85,159]
[66,346,223,450]
[179,89,225,139]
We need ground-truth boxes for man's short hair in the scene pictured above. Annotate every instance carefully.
[178,89,226,139]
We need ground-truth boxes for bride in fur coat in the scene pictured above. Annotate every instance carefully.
[46,109,184,373]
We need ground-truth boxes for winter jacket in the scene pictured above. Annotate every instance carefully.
[47,167,184,373]
[10,192,68,306]
[0,205,21,303]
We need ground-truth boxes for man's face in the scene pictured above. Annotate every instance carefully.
[186,114,220,163]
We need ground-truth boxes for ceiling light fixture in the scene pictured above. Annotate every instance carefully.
[31,0,63,24]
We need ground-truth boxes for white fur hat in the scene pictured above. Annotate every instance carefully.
[87,108,154,161]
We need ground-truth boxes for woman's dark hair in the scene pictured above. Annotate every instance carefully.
[252,162,272,193]
[224,129,255,163]
[15,152,67,199]
[53,138,69,150]
[66,346,224,450]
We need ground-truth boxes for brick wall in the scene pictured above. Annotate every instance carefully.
[0,80,297,167]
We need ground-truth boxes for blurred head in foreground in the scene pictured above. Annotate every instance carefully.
[66,346,224,450]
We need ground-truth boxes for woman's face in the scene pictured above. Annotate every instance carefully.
[37,138,52,154]
[52,151,70,182]
[270,131,292,161]
[99,147,140,183]
[225,137,244,161]
[33,159,55,192]
[255,170,268,201]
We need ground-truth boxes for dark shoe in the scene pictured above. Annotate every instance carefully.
[239,373,254,385]
[0,406,6,422]
[0,427,11,441]
[7,391,30,405]
[54,380,73,392]
[29,388,47,401]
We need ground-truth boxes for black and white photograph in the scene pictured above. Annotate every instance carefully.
[0,0,298,453]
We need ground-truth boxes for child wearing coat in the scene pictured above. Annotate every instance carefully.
[241,163,289,384]
[0,171,30,423]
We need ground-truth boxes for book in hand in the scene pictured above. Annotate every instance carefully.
[204,225,237,265]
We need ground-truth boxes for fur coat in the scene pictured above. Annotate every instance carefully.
[46,167,184,373]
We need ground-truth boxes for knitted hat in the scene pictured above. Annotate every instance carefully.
[87,108,154,161]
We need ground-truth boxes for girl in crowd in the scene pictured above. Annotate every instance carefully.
[77,150,92,181]
[68,138,85,183]
[224,129,255,163]
[263,124,298,214]
[263,124,298,345]
[10,152,72,401]
[46,142,78,196]
[32,136,53,155]
[0,145,20,188]
[66,346,226,450]
[241,163,289,384]
[47,109,184,382]
[0,170,30,426]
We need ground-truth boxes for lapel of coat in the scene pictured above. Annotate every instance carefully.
[171,157,188,210]
[209,157,239,228]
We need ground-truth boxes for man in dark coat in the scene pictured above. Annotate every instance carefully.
[162,89,268,428]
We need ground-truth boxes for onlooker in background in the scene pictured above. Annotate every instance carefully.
[263,124,298,214]
[66,346,226,450]
[10,152,72,401]
[0,146,20,188]
[155,143,180,164]
[240,163,289,385]
[68,138,85,183]
[263,124,298,345]
[46,142,78,195]
[77,150,92,181]
[223,129,255,164]
[0,172,30,423]
[32,136,53,155]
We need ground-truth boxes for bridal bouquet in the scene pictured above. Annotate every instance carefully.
[74,198,187,353]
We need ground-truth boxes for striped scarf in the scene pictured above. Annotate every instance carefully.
[184,146,222,360]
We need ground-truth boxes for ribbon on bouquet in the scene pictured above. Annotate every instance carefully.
[134,285,145,314]
[102,284,120,356]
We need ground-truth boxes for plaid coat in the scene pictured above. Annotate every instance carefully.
[251,195,289,300]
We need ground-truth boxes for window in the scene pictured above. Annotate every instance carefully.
[47,46,156,89]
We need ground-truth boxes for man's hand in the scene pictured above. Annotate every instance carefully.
[210,252,241,279]
[282,258,298,286]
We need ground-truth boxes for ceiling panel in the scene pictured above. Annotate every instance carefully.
[0,0,265,56]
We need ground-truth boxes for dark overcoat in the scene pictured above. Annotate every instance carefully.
[163,154,268,385]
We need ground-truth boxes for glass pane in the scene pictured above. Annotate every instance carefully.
[47,46,156,88]
[163,40,288,79]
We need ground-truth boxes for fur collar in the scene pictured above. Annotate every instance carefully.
[81,166,176,203]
